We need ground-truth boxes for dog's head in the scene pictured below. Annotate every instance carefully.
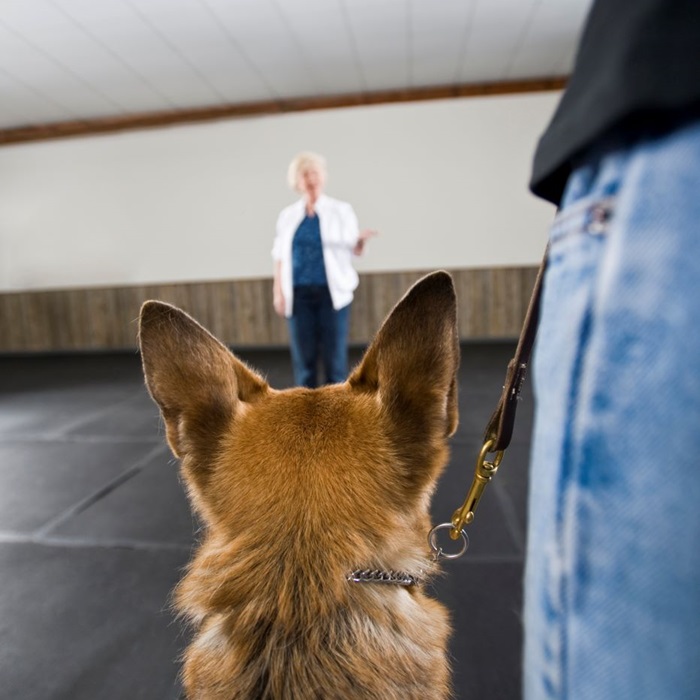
[139,272,459,615]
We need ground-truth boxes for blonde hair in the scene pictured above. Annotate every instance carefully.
[287,151,327,191]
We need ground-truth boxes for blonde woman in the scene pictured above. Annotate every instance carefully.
[272,152,376,387]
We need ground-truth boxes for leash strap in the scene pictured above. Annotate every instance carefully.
[483,248,548,452]
[429,249,548,551]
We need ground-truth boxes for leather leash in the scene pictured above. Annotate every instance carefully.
[429,250,548,556]
[484,248,548,453]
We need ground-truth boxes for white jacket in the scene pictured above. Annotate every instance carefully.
[272,194,360,318]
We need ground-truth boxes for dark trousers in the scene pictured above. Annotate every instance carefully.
[287,285,351,388]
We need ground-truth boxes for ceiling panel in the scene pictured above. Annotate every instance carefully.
[0,22,123,119]
[272,0,365,94]
[409,0,475,87]
[343,0,410,91]
[203,0,322,99]
[507,0,592,79]
[457,0,539,83]
[0,0,593,134]
[0,70,70,128]
[54,0,217,109]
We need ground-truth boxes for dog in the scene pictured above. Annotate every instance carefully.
[138,271,460,700]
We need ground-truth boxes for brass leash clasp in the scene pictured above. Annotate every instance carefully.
[448,438,504,540]
[428,438,505,561]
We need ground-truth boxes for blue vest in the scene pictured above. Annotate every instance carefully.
[292,214,328,287]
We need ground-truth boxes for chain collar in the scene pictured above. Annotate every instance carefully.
[346,569,422,587]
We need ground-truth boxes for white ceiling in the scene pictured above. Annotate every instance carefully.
[0,0,593,132]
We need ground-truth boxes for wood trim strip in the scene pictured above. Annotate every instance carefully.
[0,267,540,353]
[0,77,567,147]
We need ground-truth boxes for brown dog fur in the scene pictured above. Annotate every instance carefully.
[138,271,460,700]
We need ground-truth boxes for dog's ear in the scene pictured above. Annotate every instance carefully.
[138,301,268,459]
[349,271,459,442]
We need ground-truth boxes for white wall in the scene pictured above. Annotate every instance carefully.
[0,91,560,292]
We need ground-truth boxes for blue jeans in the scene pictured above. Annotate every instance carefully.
[287,285,351,388]
[525,119,700,699]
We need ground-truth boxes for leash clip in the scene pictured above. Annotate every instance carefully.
[449,438,504,540]
[428,439,504,561]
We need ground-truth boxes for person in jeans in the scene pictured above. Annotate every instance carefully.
[525,0,700,698]
[272,152,376,388]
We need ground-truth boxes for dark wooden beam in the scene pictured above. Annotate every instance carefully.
[0,77,567,147]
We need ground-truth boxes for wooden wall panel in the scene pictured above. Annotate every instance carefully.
[0,293,27,351]
[0,266,539,353]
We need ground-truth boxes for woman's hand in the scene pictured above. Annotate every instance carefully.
[272,261,285,317]
[273,289,285,317]
[354,228,378,255]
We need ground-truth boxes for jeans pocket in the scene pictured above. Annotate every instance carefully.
[533,193,617,436]
[548,196,615,250]
[543,195,615,317]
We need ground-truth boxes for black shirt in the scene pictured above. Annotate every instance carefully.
[530,0,700,205]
